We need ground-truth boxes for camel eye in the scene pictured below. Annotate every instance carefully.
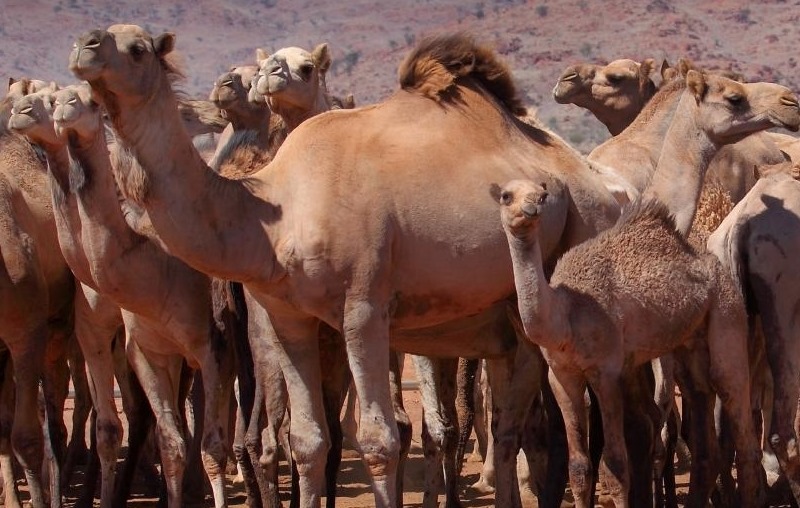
[606,74,625,85]
[726,94,743,106]
[299,64,314,78]
[130,43,146,60]
[500,191,512,205]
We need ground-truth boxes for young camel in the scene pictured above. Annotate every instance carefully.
[500,70,800,507]
[70,27,623,508]
[708,161,800,505]
[8,85,236,508]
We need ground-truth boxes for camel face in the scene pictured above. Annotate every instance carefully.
[7,78,57,103]
[209,65,258,110]
[253,44,329,109]
[70,24,176,101]
[7,92,55,141]
[52,85,99,137]
[498,179,550,237]
[688,70,800,144]
[554,59,653,113]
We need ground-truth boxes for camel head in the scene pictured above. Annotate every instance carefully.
[553,59,656,134]
[252,44,331,110]
[209,65,260,114]
[496,179,550,240]
[7,90,59,146]
[69,24,178,106]
[685,70,800,145]
[52,84,102,140]
[7,78,58,103]
[755,161,800,180]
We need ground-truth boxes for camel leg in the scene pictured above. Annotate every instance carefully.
[196,337,234,508]
[707,290,767,508]
[484,342,545,508]
[390,349,412,508]
[62,336,91,488]
[413,355,461,508]
[470,360,489,464]
[125,338,186,508]
[72,286,124,508]
[673,351,721,508]
[246,294,291,508]
[319,326,351,508]
[8,325,48,508]
[0,350,21,508]
[591,372,630,508]
[455,358,478,473]
[341,299,400,508]
[547,364,591,508]
[41,326,70,508]
[265,299,330,508]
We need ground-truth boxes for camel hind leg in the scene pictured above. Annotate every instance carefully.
[0,348,21,508]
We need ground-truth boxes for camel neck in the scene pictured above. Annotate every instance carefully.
[269,90,331,133]
[642,93,717,236]
[96,77,279,283]
[505,231,564,351]
[590,104,639,136]
[227,106,271,136]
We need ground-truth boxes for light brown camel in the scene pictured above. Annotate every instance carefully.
[564,58,789,204]
[708,161,800,506]
[553,58,657,135]
[0,93,74,508]
[8,84,236,508]
[500,70,800,507]
[769,131,800,162]
[6,89,157,508]
[70,27,623,508]
[251,44,336,132]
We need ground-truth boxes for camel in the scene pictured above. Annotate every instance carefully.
[0,93,74,508]
[70,27,625,507]
[553,58,657,136]
[556,58,789,204]
[769,131,800,162]
[8,84,237,508]
[500,69,800,507]
[707,161,800,506]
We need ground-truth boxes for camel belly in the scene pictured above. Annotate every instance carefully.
[390,302,518,358]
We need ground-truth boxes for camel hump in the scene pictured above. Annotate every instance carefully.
[397,32,526,115]
[618,198,679,234]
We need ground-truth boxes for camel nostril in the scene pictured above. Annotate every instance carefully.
[781,96,800,109]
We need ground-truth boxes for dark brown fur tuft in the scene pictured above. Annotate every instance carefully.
[397,33,526,115]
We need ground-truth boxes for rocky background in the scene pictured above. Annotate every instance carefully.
[2,0,799,152]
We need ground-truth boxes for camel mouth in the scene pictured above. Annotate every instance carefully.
[7,113,35,132]
[773,112,800,132]
[69,53,105,81]
[552,82,577,102]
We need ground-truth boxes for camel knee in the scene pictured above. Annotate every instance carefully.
[358,422,400,479]
[291,426,330,476]
[567,455,592,498]
[11,429,43,469]
[95,417,122,463]
[201,425,228,473]
[156,424,186,477]
[257,426,279,467]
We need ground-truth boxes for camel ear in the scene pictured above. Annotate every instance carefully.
[686,70,706,102]
[640,58,655,79]
[344,93,355,109]
[489,183,503,204]
[7,77,17,91]
[677,58,694,77]
[153,32,176,58]
[753,164,764,179]
[47,81,58,93]
[255,48,269,64]
[312,43,331,73]
[660,59,677,82]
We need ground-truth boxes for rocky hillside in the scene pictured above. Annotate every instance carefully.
[2,0,799,152]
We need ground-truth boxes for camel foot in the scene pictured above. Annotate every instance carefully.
[469,477,495,494]
[596,494,616,508]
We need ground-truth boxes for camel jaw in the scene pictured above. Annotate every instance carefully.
[7,113,36,133]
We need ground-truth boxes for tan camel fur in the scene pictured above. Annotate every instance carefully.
[70,27,623,507]
[769,132,800,162]
[0,93,74,508]
[501,70,800,507]
[8,85,236,508]
[708,161,800,505]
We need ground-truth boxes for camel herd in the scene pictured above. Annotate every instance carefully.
[1,22,800,508]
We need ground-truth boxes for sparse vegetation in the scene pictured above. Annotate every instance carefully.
[536,5,548,17]
[580,42,592,57]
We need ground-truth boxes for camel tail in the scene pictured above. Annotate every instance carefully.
[397,32,527,116]
[709,215,752,314]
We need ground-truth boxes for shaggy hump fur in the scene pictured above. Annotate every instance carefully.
[398,32,526,115]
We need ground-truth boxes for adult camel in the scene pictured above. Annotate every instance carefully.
[8,85,236,508]
[70,26,621,507]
